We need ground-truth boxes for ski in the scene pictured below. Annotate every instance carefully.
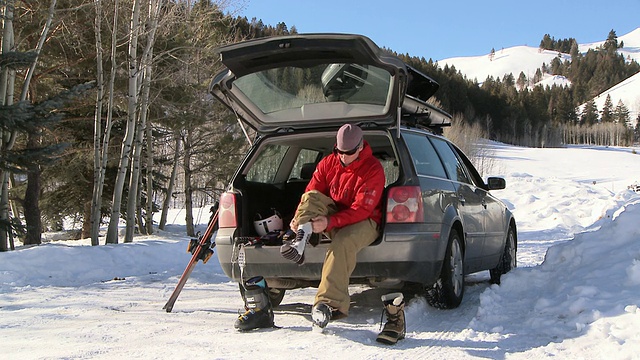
[163,210,218,313]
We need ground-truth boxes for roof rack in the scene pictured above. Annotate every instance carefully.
[401,95,452,135]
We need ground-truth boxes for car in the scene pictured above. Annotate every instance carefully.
[208,33,517,309]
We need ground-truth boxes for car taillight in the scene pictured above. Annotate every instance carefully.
[218,192,237,228]
[386,186,423,223]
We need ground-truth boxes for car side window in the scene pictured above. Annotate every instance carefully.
[402,132,447,178]
[430,137,472,184]
[289,149,321,180]
[245,144,288,183]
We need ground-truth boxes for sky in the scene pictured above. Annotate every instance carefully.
[2,143,640,358]
[232,0,640,61]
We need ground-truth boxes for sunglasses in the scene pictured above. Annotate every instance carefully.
[334,145,359,156]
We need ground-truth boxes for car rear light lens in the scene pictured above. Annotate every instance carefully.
[218,192,237,228]
[386,186,423,223]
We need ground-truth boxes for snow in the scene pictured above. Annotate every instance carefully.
[439,27,640,123]
[438,46,569,85]
[2,143,640,359]
[586,72,640,125]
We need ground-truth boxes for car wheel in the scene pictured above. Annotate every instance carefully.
[490,225,517,285]
[238,283,286,308]
[425,230,464,309]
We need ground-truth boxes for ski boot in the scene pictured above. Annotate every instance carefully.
[311,302,346,330]
[234,276,275,331]
[376,292,406,345]
[280,222,312,264]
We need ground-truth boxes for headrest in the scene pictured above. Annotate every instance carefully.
[300,163,316,180]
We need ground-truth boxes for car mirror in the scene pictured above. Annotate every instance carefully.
[487,177,506,190]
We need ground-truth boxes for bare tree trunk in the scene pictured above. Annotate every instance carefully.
[90,0,105,245]
[91,0,120,245]
[145,116,154,234]
[124,0,161,242]
[23,135,42,245]
[125,107,144,242]
[159,132,180,230]
[82,200,92,239]
[0,0,16,251]
[144,0,162,235]
[106,0,141,244]
[136,173,145,235]
[19,0,57,246]
[125,120,144,242]
[183,130,195,237]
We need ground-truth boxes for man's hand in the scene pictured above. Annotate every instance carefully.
[311,216,328,233]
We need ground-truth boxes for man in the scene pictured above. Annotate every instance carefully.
[280,123,386,329]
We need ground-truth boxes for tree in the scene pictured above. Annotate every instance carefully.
[581,100,599,126]
[124,0,162,242]
[601,94,614,123]
[613,100,630,125]
[106,0,142,244]
[603,29,619,56]
[516,71,527,91]
[533,68,543,84]
[570,40,580,59]
[90,0,120,245]
[1,0,63,249]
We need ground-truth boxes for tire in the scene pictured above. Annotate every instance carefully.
[238,283,286,308]
[425,230,464,309]
[490,225,517,285]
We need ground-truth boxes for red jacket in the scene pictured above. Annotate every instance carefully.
[306,141,385,231]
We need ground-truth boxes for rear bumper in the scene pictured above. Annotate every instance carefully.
[214,227,446,287]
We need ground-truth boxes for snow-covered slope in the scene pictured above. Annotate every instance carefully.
[439,28,640,123]
[588,71,640,122]
[438,45,570,85]
[580,27,640,63]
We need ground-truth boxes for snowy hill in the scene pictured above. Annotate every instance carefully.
[439,28,640,122]
[588,71,640,122]
[2,143,640,359]
[579,27,640,63]
[438,45,571,85]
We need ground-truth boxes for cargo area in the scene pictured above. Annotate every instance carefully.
[230,129,400,240]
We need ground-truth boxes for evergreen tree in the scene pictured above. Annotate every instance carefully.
[532,68,542,84]
[603,29,619,56]
[581,99,599,125]
[601,94,614,122]
[516,71,527,91]
[540,34,553,50]
[570,40,580,60]
[613,100,630,126]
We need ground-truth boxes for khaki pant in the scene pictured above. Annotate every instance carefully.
[294,190,379,315]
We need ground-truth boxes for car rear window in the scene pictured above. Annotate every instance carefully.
[232,63,393,120]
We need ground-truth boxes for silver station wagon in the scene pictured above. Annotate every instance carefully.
[209,34,517,309]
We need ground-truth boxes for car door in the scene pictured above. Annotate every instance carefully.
[429,137,485,270]
[451,145,507,266]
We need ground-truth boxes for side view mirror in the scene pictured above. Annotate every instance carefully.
[487,177,506,190]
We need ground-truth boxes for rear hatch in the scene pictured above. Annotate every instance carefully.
[209,33,447,134]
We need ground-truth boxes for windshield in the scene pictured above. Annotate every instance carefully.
[232,63,393,121]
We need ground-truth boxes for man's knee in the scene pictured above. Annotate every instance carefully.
[330,222,377,252]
